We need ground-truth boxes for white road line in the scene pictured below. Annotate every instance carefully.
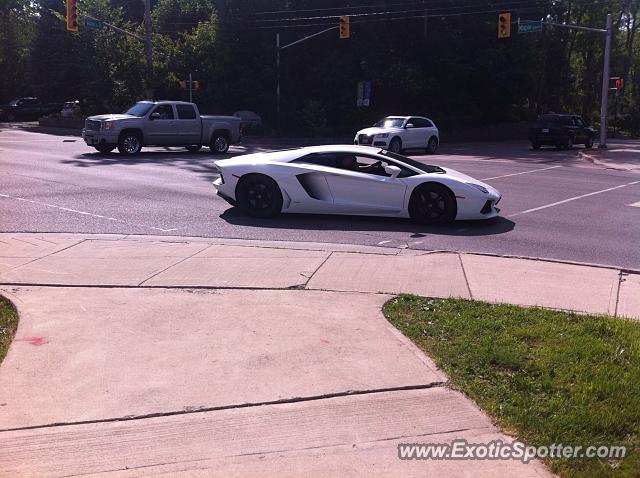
[0,193,178,232]
[510,181,640,217]
[481,165,561,181]
[628,201,640,208]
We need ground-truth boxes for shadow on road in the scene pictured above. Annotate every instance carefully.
[422,141,586,164]
[219,208,515,237]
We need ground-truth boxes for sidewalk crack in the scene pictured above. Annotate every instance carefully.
[0,382,448,434]
[458,253,473,300]
[136,243,212,286]
[302,251,333,288]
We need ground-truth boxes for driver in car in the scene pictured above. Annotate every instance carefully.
[338,154,383,174]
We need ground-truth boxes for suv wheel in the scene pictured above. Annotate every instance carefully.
[585,136,594,149]
[117,132,142,155]
[564,135,574,150]
[426,137,438,154]
[531,141,541,150]
[389,137,402,154]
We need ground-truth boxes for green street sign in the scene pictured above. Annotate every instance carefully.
[84,18,104,30]
[519,20,543,33]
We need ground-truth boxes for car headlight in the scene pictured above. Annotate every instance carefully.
[376,133,389,138]
[467,183,489,194]
[103,121,115,130]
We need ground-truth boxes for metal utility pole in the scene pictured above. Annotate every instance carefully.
[189,73,193,103]
[143,0,153,100]
[276,33,281,135]
[598,13,612,148]
[537,14,612,147]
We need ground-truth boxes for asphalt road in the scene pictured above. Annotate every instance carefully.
[1,124,639,269]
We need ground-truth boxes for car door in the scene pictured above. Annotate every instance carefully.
[573,116,586,142]
[323,154,407,214]
[404,117,422,148]
[175,104,201,144]
[146,103,178,145]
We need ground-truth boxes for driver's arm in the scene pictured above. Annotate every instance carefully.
[358,160,382,172]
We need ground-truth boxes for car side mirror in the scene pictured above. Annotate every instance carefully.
[405,123,414,129]
[384,165,402,178]
[149,112,160,120]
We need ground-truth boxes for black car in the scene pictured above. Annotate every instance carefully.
[0,97,62,122]
[529,114,596,150]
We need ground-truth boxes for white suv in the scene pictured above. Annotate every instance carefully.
[354,116,439,154]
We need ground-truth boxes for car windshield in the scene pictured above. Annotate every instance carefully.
[374,117,405,128]
[124,102,153,117]
[379,150,445,174]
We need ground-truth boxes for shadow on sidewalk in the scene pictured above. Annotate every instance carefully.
[219,208,515,237]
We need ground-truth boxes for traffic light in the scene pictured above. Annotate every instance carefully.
[193,80,200,91]
[498,13,511,38]
[609,77,623,90]
[339,15,350,39]
[66,0,79,32]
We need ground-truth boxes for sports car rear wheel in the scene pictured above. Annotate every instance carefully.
[409,183,457,225]
[236,174,283,218]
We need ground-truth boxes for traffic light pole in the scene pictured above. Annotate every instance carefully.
[543,14,612,148]
[598,14,612,148]
[275,26,338,134]
[143,0,153,100]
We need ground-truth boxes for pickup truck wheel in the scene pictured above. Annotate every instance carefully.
[186,145,202,152]
[210,134,229,154]
[118,133,142,155]
[94,145,115,154]
[236,174,283,218]
[6,112,16,122]
[531,141,541,150]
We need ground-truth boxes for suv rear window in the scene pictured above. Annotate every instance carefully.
[176,104,197,119]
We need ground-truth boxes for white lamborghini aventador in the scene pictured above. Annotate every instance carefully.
[213,145,501,225]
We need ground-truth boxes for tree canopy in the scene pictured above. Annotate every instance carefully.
[1,0,639,135]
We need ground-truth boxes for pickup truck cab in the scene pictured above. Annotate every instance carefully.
[83,101,242,155]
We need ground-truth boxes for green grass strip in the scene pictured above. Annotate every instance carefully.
[383,295,640,477]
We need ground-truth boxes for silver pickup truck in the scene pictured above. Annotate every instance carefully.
[82,101,241,155]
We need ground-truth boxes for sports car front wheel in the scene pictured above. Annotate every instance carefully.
[408,183,457,225]
[236,174,283,218]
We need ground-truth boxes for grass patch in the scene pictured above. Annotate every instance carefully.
[0,295,19,365]
[383,296,640,477]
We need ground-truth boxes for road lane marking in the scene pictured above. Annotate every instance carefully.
[629,201,640,208]
[509,181,640,217]
[481,165,561,181]
[0,193,178,232]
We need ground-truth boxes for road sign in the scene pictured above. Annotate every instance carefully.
[519,20,542,33]
[84,18,104,30]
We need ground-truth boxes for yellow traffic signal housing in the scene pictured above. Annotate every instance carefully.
[498,13,511,38]
[67,0,79,32]
[339,15,350,39]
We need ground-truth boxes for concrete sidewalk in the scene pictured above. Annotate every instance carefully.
[1,233,638,477]
[581,138,640,172]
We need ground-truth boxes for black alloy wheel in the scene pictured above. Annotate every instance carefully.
[236,175,283,218]
[408,183,457,225]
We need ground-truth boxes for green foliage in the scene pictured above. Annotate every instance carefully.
[2,0,639,135]
[0,295,18,366]
[384,295,640,477]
